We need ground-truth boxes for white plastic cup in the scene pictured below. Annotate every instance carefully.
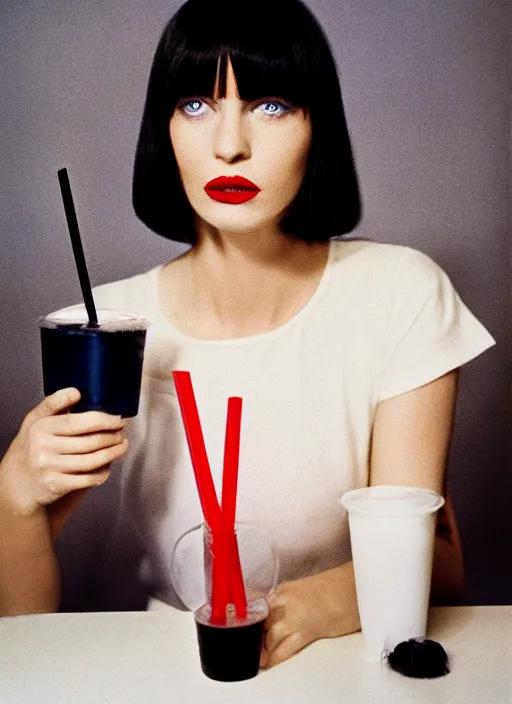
[340,486,444,661]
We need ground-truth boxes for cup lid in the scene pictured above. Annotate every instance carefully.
[340,485,445,516]
[39,304,150,331]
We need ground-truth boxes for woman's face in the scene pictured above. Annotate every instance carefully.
[169,58,312,239]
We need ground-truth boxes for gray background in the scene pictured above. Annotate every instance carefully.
[1,0,510,603]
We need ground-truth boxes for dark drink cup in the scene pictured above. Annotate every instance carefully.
[39,306,149,417]
[194,601,267,682]
[171,523,279,682]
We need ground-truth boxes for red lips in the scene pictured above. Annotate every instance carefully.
[204,176,261,204]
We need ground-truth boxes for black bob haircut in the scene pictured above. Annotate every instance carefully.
[133,0,361,244]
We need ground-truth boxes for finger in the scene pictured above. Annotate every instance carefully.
[264,618,292,657]
[264,599,287,630]
[51,439,128,473]
[266,631,307,668]
[42,410,128,437]
[23,388,81,426]
[259,645,270,669]
[50,430,127,455]
[42,466,112,499]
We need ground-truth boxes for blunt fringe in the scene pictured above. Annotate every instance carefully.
[133,0,361,243]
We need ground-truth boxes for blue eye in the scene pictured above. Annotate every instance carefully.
[255,101,291,117]
[180,99,208,117]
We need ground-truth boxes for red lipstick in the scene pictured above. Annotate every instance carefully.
[204,176,261,204]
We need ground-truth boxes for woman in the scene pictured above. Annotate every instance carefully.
[0,0,494,669]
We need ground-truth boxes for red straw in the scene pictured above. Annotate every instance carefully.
[210,532,229,624]
[172,371,227,623]
[221,397,247,619]
[172,372,221,534]
[172,372,248,625]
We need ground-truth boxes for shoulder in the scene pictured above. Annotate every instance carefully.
[329,237,439,269]
[92,266,162,321]
[328,238,449,293]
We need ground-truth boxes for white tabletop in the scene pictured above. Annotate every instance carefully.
[0,606,511,704]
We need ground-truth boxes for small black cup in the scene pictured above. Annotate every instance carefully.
[195,612,266,682]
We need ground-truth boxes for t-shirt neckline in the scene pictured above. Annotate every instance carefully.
[151,240,334,347]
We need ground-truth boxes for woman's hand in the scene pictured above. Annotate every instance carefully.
[0,387,129,520]
[0,388,129,615]
[260,562,360,668]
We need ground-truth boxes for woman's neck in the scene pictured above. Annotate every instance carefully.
[159,231,330,340]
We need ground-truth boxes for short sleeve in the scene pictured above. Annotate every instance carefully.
[376,247,495,401]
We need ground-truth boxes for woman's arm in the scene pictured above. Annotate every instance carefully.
[369,369,458,493]
[369,368,464,603]
[261,370,462,667]
[0,389,128,616]
[0,498,61,614]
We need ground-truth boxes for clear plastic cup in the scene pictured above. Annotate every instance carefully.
[340,485,445,661]
[171,522,279,681]
[39,305,149,417]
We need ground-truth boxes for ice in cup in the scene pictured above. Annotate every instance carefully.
[39,305,149,417]
[171,522,279,682]
[340,486,445,661]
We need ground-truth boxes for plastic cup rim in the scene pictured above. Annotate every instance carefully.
[179,520,276,543]
[38,305,150,330]
[340,485,445,516]
[193,598,269,629]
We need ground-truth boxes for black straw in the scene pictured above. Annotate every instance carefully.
[57,168,98,326]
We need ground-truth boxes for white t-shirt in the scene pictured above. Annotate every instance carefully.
[56,239,495,610]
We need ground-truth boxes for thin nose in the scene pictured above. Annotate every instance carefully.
[214,104,251,163]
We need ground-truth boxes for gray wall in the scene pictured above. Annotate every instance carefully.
[1,0,510,604]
